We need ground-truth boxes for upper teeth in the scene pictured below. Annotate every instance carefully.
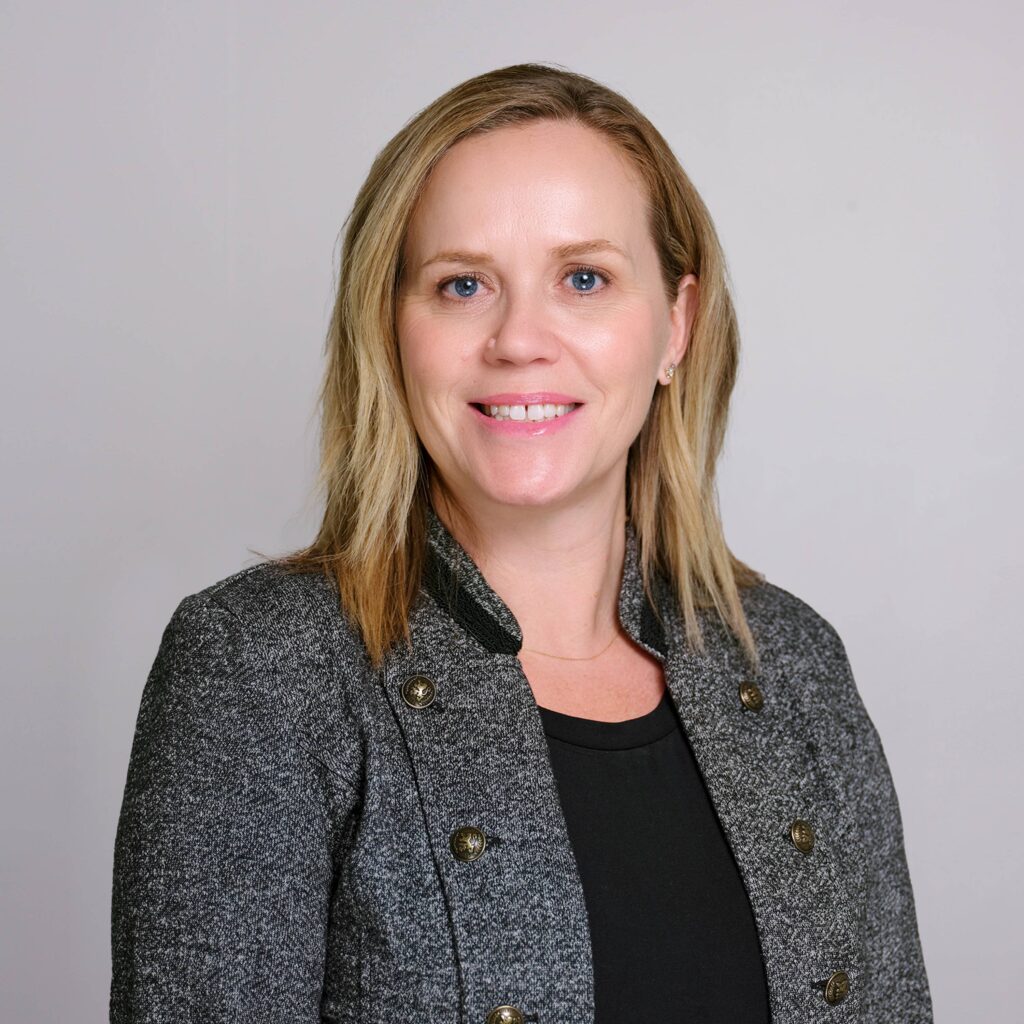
[483,403,577,421]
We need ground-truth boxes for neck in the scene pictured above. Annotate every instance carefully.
[431,486,628,658]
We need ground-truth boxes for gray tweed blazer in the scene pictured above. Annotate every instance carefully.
[110,506,932,1023]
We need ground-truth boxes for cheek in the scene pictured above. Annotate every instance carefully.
[597,306,663,381]
[395,310,468,434]
[395,304,427,368]
[397,309,446,397]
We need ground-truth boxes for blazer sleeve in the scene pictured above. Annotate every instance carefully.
[806,619,934,1021]
[109,591,352,1022]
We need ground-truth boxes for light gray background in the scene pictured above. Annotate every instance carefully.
[2,1,1020,1019]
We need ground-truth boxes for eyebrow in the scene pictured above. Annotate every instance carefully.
[418,238,631,271]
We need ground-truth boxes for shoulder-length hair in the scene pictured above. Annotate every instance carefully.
[263,62,765,674]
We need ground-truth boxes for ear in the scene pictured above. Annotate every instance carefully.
[666,273,699,368]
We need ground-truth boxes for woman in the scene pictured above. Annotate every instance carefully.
[110,64,932,1023]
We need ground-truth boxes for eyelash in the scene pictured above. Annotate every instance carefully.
[436,264,610,301]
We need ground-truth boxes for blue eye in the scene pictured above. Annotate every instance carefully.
[569,268,602,292]
[437,265,608,301]
[443,275,480,299]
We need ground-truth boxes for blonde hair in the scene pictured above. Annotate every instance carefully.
[263,62,765,674]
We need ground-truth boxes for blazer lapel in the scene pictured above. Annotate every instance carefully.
[662,614,863,1019]
[380,523,589,1021]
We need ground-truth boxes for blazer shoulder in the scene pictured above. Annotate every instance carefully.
[184,560,367,663]
[193,560,338,625]
[166,561,369,782]
[738,577,883,738]
[738,577,849,673]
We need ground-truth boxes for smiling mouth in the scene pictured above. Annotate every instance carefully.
[471,401,581,422]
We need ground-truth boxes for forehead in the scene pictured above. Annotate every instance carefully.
[404,120,650,255]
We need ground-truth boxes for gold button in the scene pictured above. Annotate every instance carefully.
[401,674,436,708]
[485,1007,524,1024]
[738,680,764,712]
[789,818,815,853]
[824,970,850,1005]
[450,825,487,862]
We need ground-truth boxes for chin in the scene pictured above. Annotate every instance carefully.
[472,479,585,512]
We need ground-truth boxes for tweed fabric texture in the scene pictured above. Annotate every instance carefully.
[110,506,932,1022]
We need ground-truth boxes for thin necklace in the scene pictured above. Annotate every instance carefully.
[521,624,622,661]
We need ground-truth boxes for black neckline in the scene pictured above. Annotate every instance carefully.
[537,689,678,750]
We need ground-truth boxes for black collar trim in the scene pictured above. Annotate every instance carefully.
[421,531,667,659]
[640,578,668,656]
[422,542,522,655]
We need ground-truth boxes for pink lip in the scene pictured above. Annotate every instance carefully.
[471,393,582,406]
[468,401,583,436]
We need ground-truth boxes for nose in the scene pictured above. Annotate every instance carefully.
[484,286,562,367]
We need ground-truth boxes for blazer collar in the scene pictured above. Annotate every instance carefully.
[422,504,667,662]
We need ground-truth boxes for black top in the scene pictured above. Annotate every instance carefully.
[538,688,771,1023]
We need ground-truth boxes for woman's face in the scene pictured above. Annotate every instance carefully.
[396,119,696,518]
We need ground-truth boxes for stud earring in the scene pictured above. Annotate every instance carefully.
[664,363,676,384]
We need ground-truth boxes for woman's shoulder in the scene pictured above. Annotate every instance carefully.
[736,576,847,660]
[178,560,366,663]
[737,576,879,736]
[189,559,343,622]
[152,562,368,782]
